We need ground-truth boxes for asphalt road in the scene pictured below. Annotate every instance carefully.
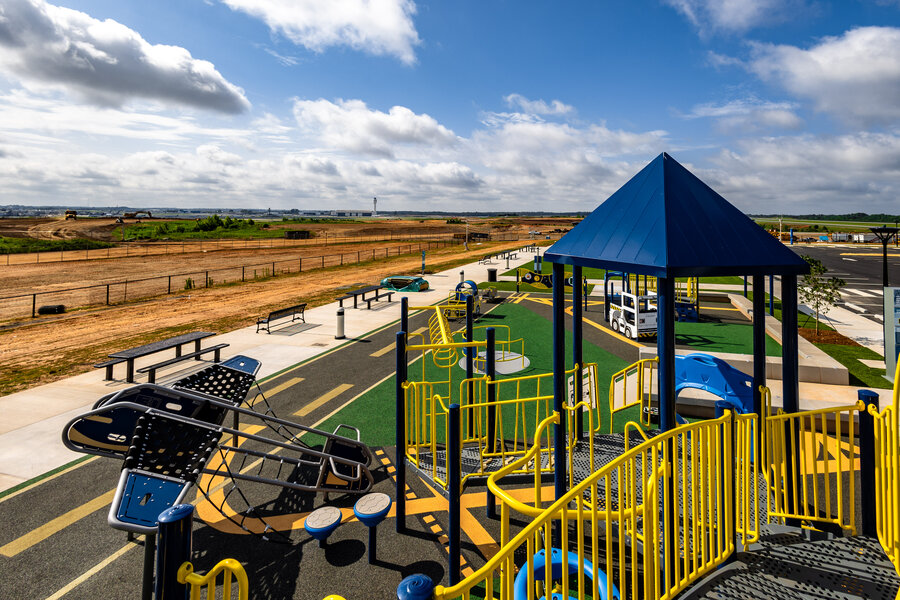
[789,243,900,319]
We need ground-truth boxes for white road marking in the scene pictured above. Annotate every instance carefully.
[843,288,880,298]
[842,257,857,262]
[843,303,867,313]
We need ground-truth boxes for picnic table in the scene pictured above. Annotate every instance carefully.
[336,285,392,309]
[98,331,218,383]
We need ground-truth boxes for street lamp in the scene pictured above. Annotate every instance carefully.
[870,226,899,287]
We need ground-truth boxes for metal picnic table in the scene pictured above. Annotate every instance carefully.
[104,331,217,383]
[337,285,383,309]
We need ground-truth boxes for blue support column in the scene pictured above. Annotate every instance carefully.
[657,276,676,432]
[448,403,461,586]
[752,275,767,418]
[401,296,408,335]
[552,262,567,502]
[781,274,800,521]
[768,275,775,316]
[155,504,193,600]
[486,328,497,519]
[465,295,475,437]
[395,331,407,533]
[572,265,584,439]
[858,389,879,537]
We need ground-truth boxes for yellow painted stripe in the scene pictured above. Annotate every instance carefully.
[250,376,304,406]
[44,541,137,600]
[582,315,643,348]
[0,456,98,505]
[370,326,427,357]
[703,306,740,312]
[294,383,354,417]
[840,252,900,257]
[1,489,115,557]
[512,292,529,304]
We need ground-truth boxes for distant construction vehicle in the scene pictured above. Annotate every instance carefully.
[122,210,152,219]
[64,210,77,220]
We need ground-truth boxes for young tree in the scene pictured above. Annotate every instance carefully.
[798,255,845,336]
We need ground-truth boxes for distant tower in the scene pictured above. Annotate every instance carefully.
[373,197,377,216]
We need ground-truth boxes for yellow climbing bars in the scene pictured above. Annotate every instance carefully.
[438,413,735,600]
[608,357,658,431]
[177,559,248,600]
[870,362,900,589]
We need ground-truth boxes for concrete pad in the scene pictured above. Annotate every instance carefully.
[860,358,887,369]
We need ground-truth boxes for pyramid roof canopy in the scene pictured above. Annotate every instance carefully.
[543,153,809,278]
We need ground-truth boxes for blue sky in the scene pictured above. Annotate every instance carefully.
[1,0,899,214]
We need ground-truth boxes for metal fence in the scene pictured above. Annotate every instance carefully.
[0,231,509,266]
[1,239,467,321]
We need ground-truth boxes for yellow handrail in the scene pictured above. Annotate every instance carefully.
[177,559,249,600]
[870,360,900,592]
[609,357,658,431]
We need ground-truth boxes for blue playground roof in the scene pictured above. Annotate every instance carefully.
[544,153,810,278]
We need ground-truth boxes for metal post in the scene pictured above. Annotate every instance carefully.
[743,276,748,298]
[657,276,676,432]
[486,328,497,519]
[573,265,584,439]
[242,266,245,281]
[552,262,566,502]
[335,308,345,339]
[448,403,461,586]
[465,295,475,436]
[106,284,110,305]
[395,331,407,533]
[401,297,409,334]
[155,504,193,600]
[752,275,767,419]
[142,533,157,600]
[205,271,208,288]
[32,294,36,318]
[858,389,879,537]
[168,276,171,294]
[769,275,775,316]
[781,274,800,521]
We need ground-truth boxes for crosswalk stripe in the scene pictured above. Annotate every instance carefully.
[843,288,880,298]
[294,383,354,417]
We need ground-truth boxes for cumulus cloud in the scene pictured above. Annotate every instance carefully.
[0,0,249,113]
[747,26,900,126]
[503,94,574,116]
[664,0,806,34]
[684,98,803,131]
[292,98,457,157]
[220,0,420,65]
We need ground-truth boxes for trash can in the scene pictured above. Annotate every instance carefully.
[487,268,497,282]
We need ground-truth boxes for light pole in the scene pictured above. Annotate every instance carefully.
[870,226,899,287]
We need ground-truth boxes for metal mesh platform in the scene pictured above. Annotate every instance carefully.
[173,364,257,404]
[123,412,219,482]
[681,533,900,599]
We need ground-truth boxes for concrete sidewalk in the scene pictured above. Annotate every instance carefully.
[0,253,505,492]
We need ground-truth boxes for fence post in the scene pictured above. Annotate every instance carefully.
[486,328,496,519]
[168,276,171,295]
[155,504,193,600]
[242,266,245,281]
[32,293,36,318]
[321,256,324,268]
[448,403,461,586]
[205,271,208,288]
[395,331,407,533]
[106,284,110,305]
[858,389,879,537]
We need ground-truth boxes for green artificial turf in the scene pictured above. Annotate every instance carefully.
[317,301,631,447]
[812,342,893,389]
[674,320,782,357]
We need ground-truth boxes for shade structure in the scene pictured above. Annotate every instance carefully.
[543,152,809,278]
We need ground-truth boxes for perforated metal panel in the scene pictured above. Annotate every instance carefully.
[174,364,256,404]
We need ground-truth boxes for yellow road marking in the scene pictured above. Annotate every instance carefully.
[1,489,115,557]
[44,541,138,600]
[582,315,643,348]
[840,252,900,257]
[512,292,529,304]
[250,376,304,406]
[0,456,98,505]
[370,326,427,357]
[294,383,354,417]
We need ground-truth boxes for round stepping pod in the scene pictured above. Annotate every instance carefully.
[304,505,342,544]
[353,492,392,527]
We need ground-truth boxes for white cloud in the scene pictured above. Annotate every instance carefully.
[292,98,457,157]
[220,0,420,65]
[503,94,574,116]
[664,0,805,34]
[684,98,803,131]
[748,26,900,126]
[0,0,249,113]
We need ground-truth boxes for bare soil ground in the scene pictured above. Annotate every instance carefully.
[0,239,527,395]
[798,327,860,346]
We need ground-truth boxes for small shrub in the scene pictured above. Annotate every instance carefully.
[184,278,194,290]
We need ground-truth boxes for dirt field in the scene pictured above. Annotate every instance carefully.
[0,238,529,396]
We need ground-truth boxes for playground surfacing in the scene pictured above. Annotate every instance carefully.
[0,287,798,600]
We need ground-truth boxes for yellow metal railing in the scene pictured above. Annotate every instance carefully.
[609,357,657,431]
[471,324,527,372]
[439,413,734,600]
[177,559,248,600]
[735,412,760,546]
[764,398,862,534]
[871,361,900,588]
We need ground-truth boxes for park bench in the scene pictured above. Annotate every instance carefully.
[336,285,383,309]
[364,290,394,309]
[478,255,493,265]
[96,331,218,383]
[256,303,307,333]
[136,343,229,383]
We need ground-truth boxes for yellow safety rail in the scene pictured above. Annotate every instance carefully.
[735,412,760,546]
[177,559,249,600]
[625,274,697,303]
[870,361,900,588]
[439,413,734,600]
[442,290,481,320]
[764,398,862,534]
[609,357,658,432]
